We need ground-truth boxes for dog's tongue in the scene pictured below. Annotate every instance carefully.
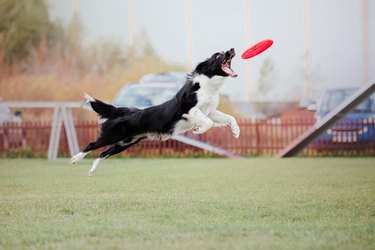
[222,65,238,77]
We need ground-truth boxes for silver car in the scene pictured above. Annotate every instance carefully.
[113,73,185,108]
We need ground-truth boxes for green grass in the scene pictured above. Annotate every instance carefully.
[0,158,374,250]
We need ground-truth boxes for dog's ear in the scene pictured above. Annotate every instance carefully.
[195,60,208,74]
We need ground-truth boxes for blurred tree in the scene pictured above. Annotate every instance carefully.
[86,40,126,74]
[256,58,276,99]
[0,0,63,64]
[65,12,83,54]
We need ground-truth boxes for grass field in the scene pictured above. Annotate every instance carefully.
[0,158,374,250]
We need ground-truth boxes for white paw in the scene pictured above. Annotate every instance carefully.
[192,126,205,134]
[88,158,101,176]
[69,152,87,165]
[231,124,240,139]
[69,156,77,165]
[88,169,95,177]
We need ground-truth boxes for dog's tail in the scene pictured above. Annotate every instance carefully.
[84,93,132,120]
[83,93,114,116]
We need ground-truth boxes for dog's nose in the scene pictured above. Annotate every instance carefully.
[229,48,235,56]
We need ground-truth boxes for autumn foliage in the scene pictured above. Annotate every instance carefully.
[0,0,183,102]
[0,0,237,118]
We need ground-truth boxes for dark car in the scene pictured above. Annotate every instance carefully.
[315,88,375,143]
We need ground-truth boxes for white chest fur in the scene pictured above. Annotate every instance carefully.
[172,75,226,135]
[194,75,224,115]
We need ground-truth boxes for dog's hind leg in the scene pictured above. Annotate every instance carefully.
[88,158,104,176]
[88,137,144,176]
[70,138,116,165]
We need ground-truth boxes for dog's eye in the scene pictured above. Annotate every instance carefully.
[216,54,221,59]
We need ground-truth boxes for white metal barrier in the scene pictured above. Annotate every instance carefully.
[0,101,83,160]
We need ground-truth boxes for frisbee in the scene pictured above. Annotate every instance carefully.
[241,39,273,59]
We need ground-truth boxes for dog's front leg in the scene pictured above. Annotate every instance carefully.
[208,110,240,138]
[183,107,214,134]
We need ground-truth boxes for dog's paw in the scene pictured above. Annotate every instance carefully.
[192,126,204,134]
[69,158,75,165]
[88,169,95,177]
[69,152,87,165]
[88,165,98,176]
[231,124,240,139]
[88,158,101,176]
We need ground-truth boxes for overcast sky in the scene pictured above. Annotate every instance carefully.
[49,0,375,102]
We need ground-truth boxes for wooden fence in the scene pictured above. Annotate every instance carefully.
[1,118,374,157]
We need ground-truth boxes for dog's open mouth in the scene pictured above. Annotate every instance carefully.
[221,49,238,78]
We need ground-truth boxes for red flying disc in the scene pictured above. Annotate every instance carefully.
[242,39,273,59]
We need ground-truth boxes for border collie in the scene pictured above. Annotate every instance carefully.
[70,48,240,176]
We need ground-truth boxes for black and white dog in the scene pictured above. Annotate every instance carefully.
[70,48,240,176]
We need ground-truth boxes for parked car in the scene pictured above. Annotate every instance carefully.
[113,81,184,108]
[139,72,186,83]
[315,87,375,143]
